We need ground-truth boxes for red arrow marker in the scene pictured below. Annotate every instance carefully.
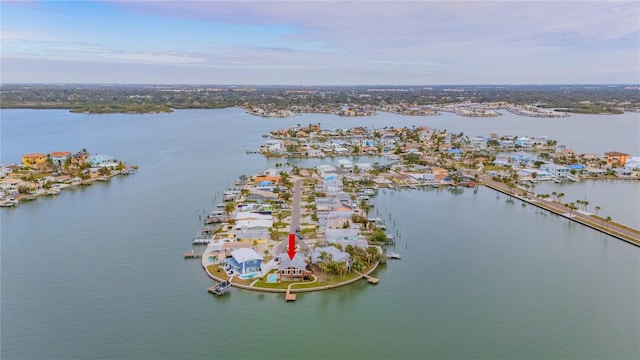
[287,233,296,260]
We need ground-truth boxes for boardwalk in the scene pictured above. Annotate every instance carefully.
[481,176,640,247]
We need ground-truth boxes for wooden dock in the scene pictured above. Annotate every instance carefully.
[363,274,379,284]
[285,289,296,301]
[184,251,202,259]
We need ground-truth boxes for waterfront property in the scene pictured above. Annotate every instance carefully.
[50,151,71,165]
[22,153,47,168]
[311,246,351,266]
[605,151,630,167]
[278,253,311,280]
[540,163,572,178]
[226,248,263,277]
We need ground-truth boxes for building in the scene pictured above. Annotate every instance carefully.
[540,163,571,178]
[226,248,263,276]
[232,229,270,244]
[515,137,534,149]
[311,246,351,266]
[470,136,488,149]
[71,151,89,166]
[22,153,47,168]
[322,175,343,194]
[278,253,310,280]
[604,151,629,167]
[50,151,72,165]
[325,228,360,243]
[87,154,115,167]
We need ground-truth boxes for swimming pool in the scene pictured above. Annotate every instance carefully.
[239,272,259,280]
[266,273,279,283]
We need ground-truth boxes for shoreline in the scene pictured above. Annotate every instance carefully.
[202,259,381,294]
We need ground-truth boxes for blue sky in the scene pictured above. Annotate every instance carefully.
[1,0,639,85]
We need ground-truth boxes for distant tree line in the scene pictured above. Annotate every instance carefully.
[1,84,637,114]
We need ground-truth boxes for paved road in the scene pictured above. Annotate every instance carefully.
[481,175,640,246]
[275,178,311,254]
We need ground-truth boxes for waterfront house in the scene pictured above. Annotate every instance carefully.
[0,177,25,191]
[540,163,571,178]
[86,168,101,178]
[515,137,534,149]
[498,140,514,149]
[50,151,71,165]
[71,151,89,166]
[87,154,115,167]
[278,253,310,280]
[22,153,47,168]
[261,140,284,153]
[311,246,351,265]
[317,164,337,178]
[623,156,640,170]
[226,248,263,276]
[604,151,629,167]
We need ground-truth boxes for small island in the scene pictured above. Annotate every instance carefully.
[0,150,136,207]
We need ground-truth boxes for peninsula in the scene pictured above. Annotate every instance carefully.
[0,150,136,207]
[190,124,638,299]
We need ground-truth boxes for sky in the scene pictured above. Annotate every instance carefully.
[1,0,639,85]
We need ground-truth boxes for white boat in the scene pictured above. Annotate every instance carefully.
[388,252,401,259]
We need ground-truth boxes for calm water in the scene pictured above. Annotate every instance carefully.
[2,108,639,359]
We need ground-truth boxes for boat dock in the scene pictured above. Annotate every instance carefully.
[285,289,296,301]
[208,280,232,296]
[364,275,379,284]
[184,251,202,259]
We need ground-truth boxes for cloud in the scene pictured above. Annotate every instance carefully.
[3,1,639,84]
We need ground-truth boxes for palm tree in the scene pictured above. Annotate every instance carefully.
[595,206,601,216]
[552,191,557,201]
[557,192,565,203]
[224,202,235,218]
[605,216,612,228]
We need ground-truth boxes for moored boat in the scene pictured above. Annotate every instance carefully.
[388,252,401,259]
[210,280,232,295]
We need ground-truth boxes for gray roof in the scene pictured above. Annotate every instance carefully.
[311,246,350,264]
[278,253,307,270]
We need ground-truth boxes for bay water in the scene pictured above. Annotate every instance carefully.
[1,108,639,359]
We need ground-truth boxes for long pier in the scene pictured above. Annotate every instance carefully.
[481,178,640,247]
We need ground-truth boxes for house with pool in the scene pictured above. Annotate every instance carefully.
[226,248,263,279]
[278,253,311,281]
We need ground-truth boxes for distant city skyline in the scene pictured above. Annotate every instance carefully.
[2,1,639,85]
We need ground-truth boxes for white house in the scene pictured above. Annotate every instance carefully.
[540,163,571,178]
[261,140,284,153]
[515,137,534,149]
